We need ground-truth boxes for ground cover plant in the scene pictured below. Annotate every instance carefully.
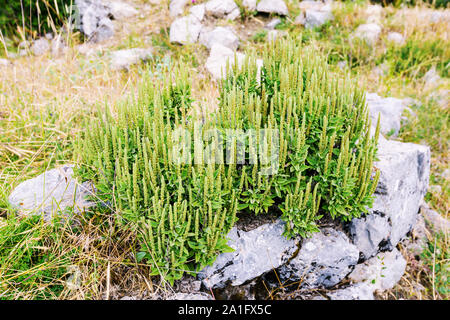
[0,215,74,299]
[75,38,380,283]
[0,0,448,300]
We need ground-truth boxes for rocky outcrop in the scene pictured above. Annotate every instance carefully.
[198,220,298,289]
[366,92,415,137]
[371,138,430,247]
[170,14,203,44]
[294,1,334,29]
[205,43,245,80]
[189,4,206,22]
[243,0,257,11]
[386,32,405,45]
[256,0,288,16]
[169,0,189,17]
[195,132,430,297]
[349,212,391,260]
[75,0,115,42]
[352,23,382,45]
[104,1,138,20]
[327,283,375,300]
[199,27,240,51]
[349,248,407,291]
[31,38,50,56]
[8,165,94,221]
[349,138,430,260]
[205,0,239,19]
[51,35,68,57]
[365,4,383,24]
[420,203,450,234]
[423,66,442,89]
[278,228,360,288]
[110,48,153,70]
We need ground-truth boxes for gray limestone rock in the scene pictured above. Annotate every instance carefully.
[256,0,288,16]
[278,228,359,288]
[198,219,298,289]
[349,248,406,291]
[8,165,95,221]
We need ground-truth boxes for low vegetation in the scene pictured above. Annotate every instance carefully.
[0,0,448,299]
[75,38,380,283]
[0,0,72,40]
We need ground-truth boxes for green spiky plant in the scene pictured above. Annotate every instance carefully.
[219,39,380,238]
[75,38,380,283]
[75,66,240,284]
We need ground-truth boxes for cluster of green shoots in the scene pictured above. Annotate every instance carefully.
[76,38,380,284]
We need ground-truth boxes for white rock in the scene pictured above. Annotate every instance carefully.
[256,0,288,16]
[265,18,282,29]
[31,38,50,56]
[327,283,375,300]
[371,138,430,246]
[110,48,153,70]
[278,228,360,288]
[420,203,450,234]
[198,220,299,288]
[95,17,115,43]
[77,43,101,56]
[104,1,138,19]
[294,14,306,25]
[18,40,30,50]
[352,23,382,45]
[189,4,206,21]
[169,15,203,44]
[349,248,407,292]
[386,32,405,45]
[242,0,257,11]
[366,92,413,137]
[423,66,441,89]
[205,43,245,80]
[226,7,241,20]
[75,0,115,42]
[8,165,95,221]
[295,2,333,29]
[350,213,392,260]
[199,26,240,50]
[298,0,327,10]
[304,9,333,29]
[205,0,239,18]
[429,11,450,23]
[169,0,189,17]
